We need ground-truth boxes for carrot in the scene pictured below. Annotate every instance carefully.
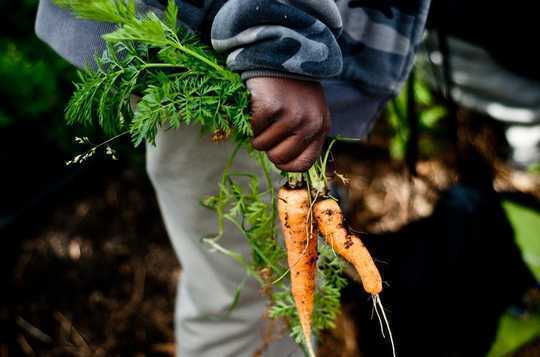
[314,197,396,356]
[278,186,318,357]
[313,198,382,295]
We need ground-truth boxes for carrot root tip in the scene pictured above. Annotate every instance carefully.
[372,294,396,357]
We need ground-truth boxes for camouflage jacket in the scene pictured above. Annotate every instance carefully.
[37,0,430,97]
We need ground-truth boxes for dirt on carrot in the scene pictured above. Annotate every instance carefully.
[314,198,382,295]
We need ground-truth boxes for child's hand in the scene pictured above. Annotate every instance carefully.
[247,77,331,172]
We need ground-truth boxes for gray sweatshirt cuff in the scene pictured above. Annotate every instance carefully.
[240,70,319,82]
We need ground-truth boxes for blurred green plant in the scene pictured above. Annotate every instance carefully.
[386,74,447,160]
[0,41,70,127]
[0,0,80,149]
[487,200,540,356]
[488,312,540,357]
[0,1,147,165]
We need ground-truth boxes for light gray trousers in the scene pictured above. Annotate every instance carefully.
[146,126,302,357]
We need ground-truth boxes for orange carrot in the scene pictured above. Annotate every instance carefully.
[313,198,382,295]
[278,186,318,357]
[314,198,397,356]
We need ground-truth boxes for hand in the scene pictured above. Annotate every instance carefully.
[247,77,331,172]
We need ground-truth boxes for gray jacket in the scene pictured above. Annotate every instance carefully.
[35,0,430,138]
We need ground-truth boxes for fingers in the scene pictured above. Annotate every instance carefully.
[252,112,304,151]
[266,135,311,165]
[248,77,282,136]
[246,76,331,172]
[275,135,326,172]
[275,110,330,172]
[250,98,282,136]
[252,105,330,172]
[262,111,327,164]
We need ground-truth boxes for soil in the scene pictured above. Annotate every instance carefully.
[1,166,178,356]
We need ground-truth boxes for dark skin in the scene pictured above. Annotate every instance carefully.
[247,77,331,172]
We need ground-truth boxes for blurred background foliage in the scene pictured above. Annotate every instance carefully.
[0,0,74,139]
[386,73,447,161]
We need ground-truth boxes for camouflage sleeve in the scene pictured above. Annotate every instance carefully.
[337,0,431,95]
[210,0,344,81]
[37,0,343,80]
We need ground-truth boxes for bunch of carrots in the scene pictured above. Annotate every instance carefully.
[278,158,391,357]
[53,1,394,355]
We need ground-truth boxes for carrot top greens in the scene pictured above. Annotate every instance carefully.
[54,0,251,145]
[53,0,348,350]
